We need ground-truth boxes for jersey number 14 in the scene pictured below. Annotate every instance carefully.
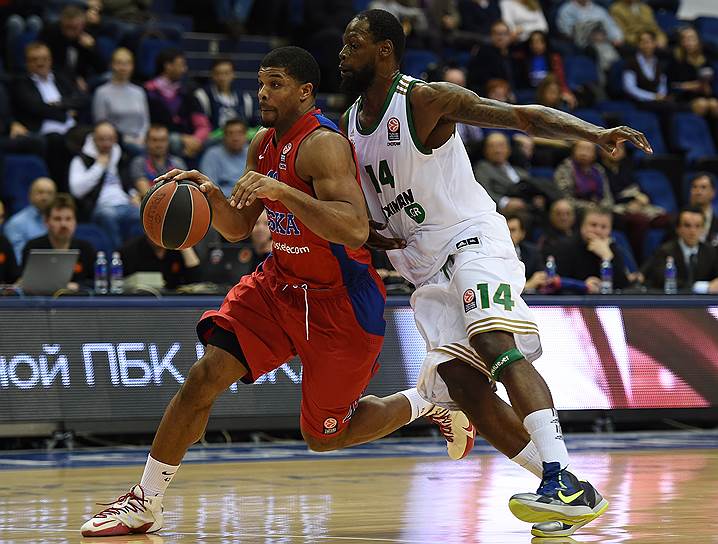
[364,160,395,193]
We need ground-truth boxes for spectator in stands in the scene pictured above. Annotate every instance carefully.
[516,31,576,109]
[92,47,149,150]
[426,0,461,48]
[22,193,95,288]
[474,132,559,212]
[129,124,187,199]
[144,48,211,160]
[554,140,614,211]
[11,42,88,191]
[199,119,248,197]
[667,26,718,120]
[553,204,629,292]
[369,1,431,48]
[499,0,548,43]
[485,78,515,103]
[467,20,517,94]
[641,206,718,293]
[458,0,501,38]
[442,66,484,160]
[609,0,667,49]
[3,177,56,263]
[688,173,718,246]
[120,234,202,290]
[599,145,670,260]
[557,0,622,72]
[69,121,138,248]
[622,31,669,104]
[0,200,19,284]
[539,198,576,254]
[536,74,573,111]
[4,11,43,72]
[194,59,245,131]
[506,212,548,291]
[39,5,106,91]
[0,82,45,157]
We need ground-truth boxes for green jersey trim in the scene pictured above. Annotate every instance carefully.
[405,79,433,155]
[355,72,402,136]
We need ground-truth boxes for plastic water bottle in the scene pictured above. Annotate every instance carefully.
[599,259,613,294]
[94,251,108,294]
[545,255,557,281]
[110,251,124,294]
[664,256,677,294]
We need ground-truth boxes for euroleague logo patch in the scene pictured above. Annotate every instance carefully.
[463,289,477,313]
[323,417,338,434]
[387,116,400,145]
[279,142,292,170]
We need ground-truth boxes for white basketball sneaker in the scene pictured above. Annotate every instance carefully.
[426,406,476,460]
[81,484,163,537]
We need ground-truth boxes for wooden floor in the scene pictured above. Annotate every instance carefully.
[1,446,718,543]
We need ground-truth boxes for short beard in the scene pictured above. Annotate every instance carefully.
[339,64,375,95]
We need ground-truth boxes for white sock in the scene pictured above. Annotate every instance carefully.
[139,454,179,497]
[510,440,543,478]
[523,408,570,469]
[399,388,434,423]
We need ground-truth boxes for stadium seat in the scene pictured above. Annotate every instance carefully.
[96,35,118,65]
[75,223,114,257]
[1,154,49,215]
[137,37,179,79]
[514,88,536,104]
[622,111,667,155]
[606,58,625,99]
[643,228,666,259]
[596,101,636,116]
[695,17,718,50]
[672,112,717,164]
[654,10,681,36]
[636,169,677,213]
[152,0,175,13]
[530,166,555,179]
[563,55,599,90]
[611,230,638,273]
[402,49,439,79]
[573,108,604,127]
[10,29,39,72]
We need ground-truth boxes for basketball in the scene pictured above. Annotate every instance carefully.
[140,179,212,250]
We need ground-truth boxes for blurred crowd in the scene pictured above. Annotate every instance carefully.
[0,0,716,294]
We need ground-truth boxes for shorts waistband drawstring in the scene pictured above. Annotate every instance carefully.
[283,283,309,340]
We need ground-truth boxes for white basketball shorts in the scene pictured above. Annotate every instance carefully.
[412,237,542,410]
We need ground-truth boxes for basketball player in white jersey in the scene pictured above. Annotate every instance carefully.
[339,9,652,538]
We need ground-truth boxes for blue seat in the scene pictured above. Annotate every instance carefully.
[695,17,718,50]
[402,49,439,78]
[136,38,179,79]
[1,154,49,215]
[635,169,677,212]
[530,166,554,179]
[655,10,681,35]
[10,29,39,72]
[612,230,638,273]
[643,228,666,259]
[75,223,114,256]
[96,35,118,64]
[606,58,625,99]
[622,111,667,155]
[563,55,599,90]
[573,108,604,127]
[672,112,717,164]
[514,88,536,104]
[596,100,636,115]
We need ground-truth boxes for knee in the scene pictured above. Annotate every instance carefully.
[178,357,229,408]
[437,363,473,406]
[469,331,515,363]
[302,428,344,452]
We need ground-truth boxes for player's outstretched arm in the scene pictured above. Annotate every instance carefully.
[412,82,653,156]
[230,129,369,249]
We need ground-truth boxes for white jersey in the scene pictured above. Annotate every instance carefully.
[346,73,513,286]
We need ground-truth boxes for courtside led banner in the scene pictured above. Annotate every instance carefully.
[0,302,716,428]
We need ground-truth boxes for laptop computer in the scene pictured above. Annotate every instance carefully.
[20,249,80,295]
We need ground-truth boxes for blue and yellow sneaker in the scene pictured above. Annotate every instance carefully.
[509,462,609,526]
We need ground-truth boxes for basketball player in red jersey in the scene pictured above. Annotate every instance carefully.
[80,46,475,538]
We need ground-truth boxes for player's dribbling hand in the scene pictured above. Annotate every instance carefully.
[154,168,225,207]
[365,220,406,251]
[230,171,284,208]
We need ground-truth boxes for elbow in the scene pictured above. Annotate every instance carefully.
[345,222,369,250]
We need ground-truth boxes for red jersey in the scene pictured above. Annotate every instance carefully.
[256,109,378,290]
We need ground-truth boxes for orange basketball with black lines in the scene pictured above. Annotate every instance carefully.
[140,179,212,250]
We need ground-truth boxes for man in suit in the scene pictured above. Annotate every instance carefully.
[505,212,548,292]
[11,42,88,191]
[553,204,629,292]
[688,173,718,247]
[474,132,559,212]
[642,206,718,293]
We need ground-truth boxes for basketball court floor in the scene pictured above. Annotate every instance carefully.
[1,431,717,543]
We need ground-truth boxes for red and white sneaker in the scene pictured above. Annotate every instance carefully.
[81,484,163,537]
[426,406,476,460]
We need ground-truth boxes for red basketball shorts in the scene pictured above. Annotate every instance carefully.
[197,268,386,439]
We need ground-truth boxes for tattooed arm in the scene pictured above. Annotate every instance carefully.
[411,82,653,155]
